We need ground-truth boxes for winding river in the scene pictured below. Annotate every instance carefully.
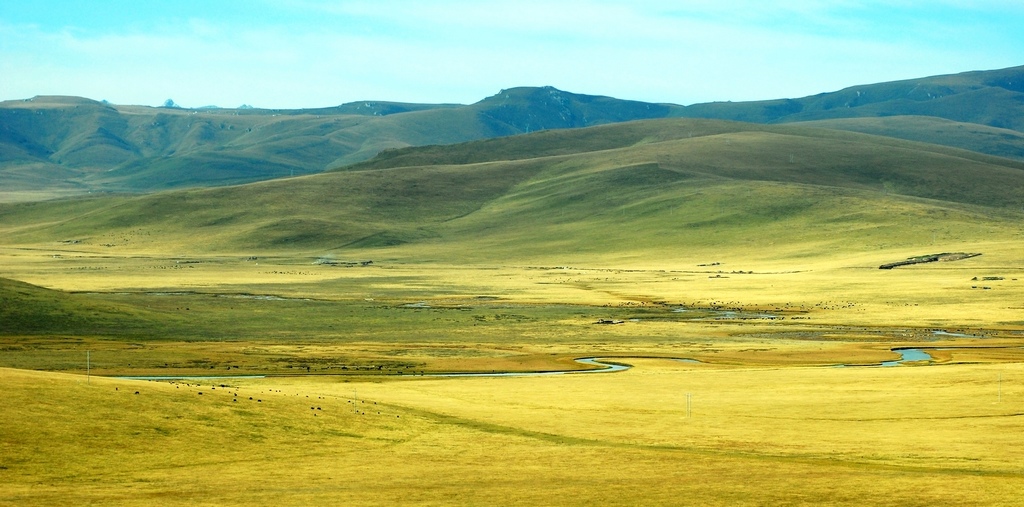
[880,348,933,366]
[115,358,630,381]
[428,357,631,377]
[123,347,1013,381]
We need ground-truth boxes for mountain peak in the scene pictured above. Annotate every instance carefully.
[474,86,674,134]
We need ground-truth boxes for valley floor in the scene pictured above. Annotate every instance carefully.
[2,248,1023,505]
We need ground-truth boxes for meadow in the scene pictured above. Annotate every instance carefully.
[2,118,1024,505]
[2,352,1022,505]
[3,244,1023,505]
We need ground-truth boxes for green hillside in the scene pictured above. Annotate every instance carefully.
[795,116,1024,161]
[677,65,1024,129]
[0,276,173,336]
[3,118,1022,266]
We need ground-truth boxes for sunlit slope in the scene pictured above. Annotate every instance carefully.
[2,119,1022,264]
[0,367,436,506]
[4,361,1024,506]
[349,117,1024,178]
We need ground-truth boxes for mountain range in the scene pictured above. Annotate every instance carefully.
[2,65,1023,195]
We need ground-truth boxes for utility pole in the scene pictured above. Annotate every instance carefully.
[686,393,692,419]
[87,350,90,385]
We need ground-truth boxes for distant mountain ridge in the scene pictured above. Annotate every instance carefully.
[676,65,1024,130]
[1,65,1022,195]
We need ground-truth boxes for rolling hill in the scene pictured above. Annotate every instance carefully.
[795,116,1024,161]
[0,276,173,336]
[2,65,1023,196]
[2,118,1022,267]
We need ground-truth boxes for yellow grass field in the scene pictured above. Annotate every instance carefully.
[3,355,1023,506]
[2,188,1023,504]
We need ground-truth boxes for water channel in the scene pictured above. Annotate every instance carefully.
[419,357,631,377]
[122,347,1020,382]
[880,348,933,367]
[115,358,629,381]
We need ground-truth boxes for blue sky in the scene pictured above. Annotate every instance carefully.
[2,1,1022,108]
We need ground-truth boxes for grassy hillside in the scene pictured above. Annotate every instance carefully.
[349,117,1024,174]
[2,118,1023,267]
[677,65,1024,129]
[797,115,1024,161]
[0,276,175,336]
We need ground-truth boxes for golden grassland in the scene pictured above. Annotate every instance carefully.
[2,239,1024,505]
[3,229,1023,329]
[2,357,1022,506]
[3,122,1024,503]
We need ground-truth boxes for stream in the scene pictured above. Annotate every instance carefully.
[880,348,933,366]
[115,358,630,381]
[426,358,631,377]
[121,348,1006,382]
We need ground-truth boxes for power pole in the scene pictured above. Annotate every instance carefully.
[87,350,90,384]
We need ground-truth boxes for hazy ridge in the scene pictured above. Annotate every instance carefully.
[2,65,1023,194]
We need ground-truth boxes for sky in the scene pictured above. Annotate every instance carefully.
[2,1,1023,109]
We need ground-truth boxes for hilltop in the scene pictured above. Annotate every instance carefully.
[2,65,1023,196]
